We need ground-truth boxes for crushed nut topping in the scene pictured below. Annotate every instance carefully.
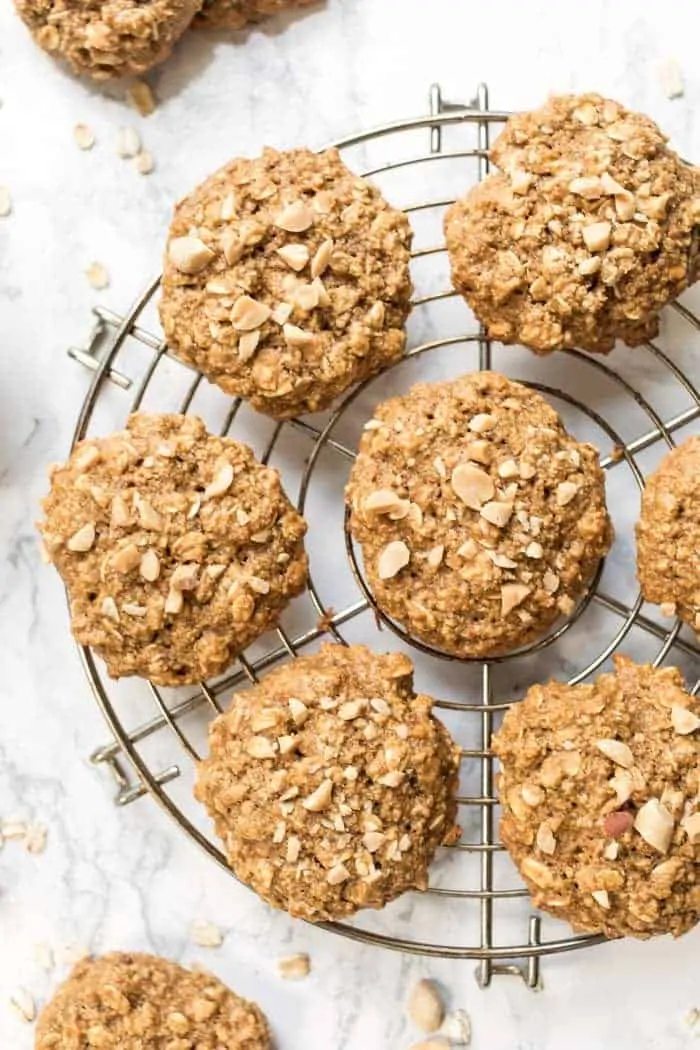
[274,200,314,233]
[378,540,410,579]
[451,463,494,509]
[169,236,215,275]
[276,243,309,271]
[231,295,271,331]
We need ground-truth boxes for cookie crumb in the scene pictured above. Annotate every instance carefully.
[190,919,224,948]
[86,262,110,291]
[684,1007,700,1028]
[1,818,27,839]
[25,823,48,854]
[73,124,95,150]
[127,80,157,116]
[0,185,11,217]
[9,988,36,1023]
[277,953,311,980]
[658,57,685,99]
[439,1009,472,1044]
[134,150,155,175]
[408,979,445,1033]
[116,127,142,158]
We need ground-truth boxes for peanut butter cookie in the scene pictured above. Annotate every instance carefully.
[493,657,700,939]
[346,371,612,658]
[637,435,700,632]
[195,0,316,29]
[36,951,271,1049]
[159,147,413,419]
[195,644,460,921]
[38,413,307,685]
[14,0,199,79]
[445,93,700,354]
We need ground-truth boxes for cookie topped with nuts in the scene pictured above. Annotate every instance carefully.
[445,93,700,354]
[195,643,460,921]
[346,371,612,658]
[493,656,700,939]
[195,0,316,29]
[35,951,272,1050]
[37,413,308,685]
[14,0,199,79]
[637,435,700,634]
[159,147,413,419]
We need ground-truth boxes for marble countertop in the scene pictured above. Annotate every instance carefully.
[1,0,700,1047]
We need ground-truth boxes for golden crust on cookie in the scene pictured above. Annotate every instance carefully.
[38,412,307,685]
[493,657,700,939]
[346,371,612,657]
[159,147,412,419]
[445,93,700,354]
[14,0,199,79]
[195,644,460,921]
[637,435,700,632]
[35,951,272,1049]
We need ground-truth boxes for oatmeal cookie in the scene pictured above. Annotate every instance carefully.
[195,643,460,921]
[14,0,199,79]
[159,147,413,419]
[195,0,316,29]
[444,93,700,354]
[38,413,307,685]
[346,371,612,658]
[637,435,700,632]
[35,951,271,1049]
[493,656,700,939]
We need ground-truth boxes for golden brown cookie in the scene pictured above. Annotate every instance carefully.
[159,147,413,419]
[637,435,700,632]
[14,0,199,79]
[195,0,316,29]
[493,656,700,939]
[195,644,460,921]
[444,93,700,354]
[35,951,271,1049]
[346,371,612,658]
[37,413,307,685]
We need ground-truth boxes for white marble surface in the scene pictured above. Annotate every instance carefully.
[1,0,700,1047]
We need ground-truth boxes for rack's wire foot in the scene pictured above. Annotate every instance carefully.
[429,81,489,154]
[90,743,180,806]
[67,308,133,390]
[474,917,542,989]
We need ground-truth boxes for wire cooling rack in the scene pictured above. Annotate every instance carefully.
[66,84,700,987]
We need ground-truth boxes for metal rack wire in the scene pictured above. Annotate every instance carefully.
[67,84,700,987]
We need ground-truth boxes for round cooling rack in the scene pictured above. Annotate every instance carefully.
[66,83,700,988]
